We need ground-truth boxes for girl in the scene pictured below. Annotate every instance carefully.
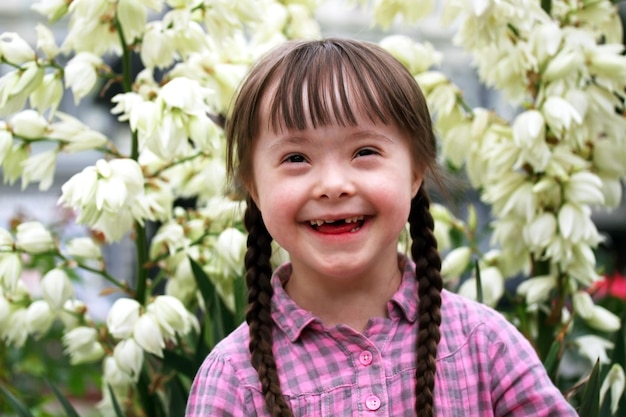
[186,38,578,417]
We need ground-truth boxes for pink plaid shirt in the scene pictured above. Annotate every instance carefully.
[186,255,578,416]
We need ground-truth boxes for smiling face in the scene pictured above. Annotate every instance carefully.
[226,38,437,287]
[251,102,422,283]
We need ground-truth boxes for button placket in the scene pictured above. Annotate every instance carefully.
[359,350,373,366]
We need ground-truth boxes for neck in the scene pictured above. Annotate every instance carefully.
[284,258,402,333]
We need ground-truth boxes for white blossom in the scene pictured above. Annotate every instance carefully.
[41,268,75,310]
[146,295,197,341]
[10,110,48,139]
[63,326,105,365]
[21,150,57,191]
[573,335,614,364]
[2,308,29,347]
[0,253,22,292]
[64,52,103,104]
[107,298,141,339]
[0,32,35,64]
[65,237,102,260]
[440,246,472,281]
[30,73,63,114]
[26,299,55,337]
[517,275,556,305]
[113,338,143,381]
[15,221,56,254]
[600,364,625,416]
[133,313,164,357]
[35,24,59,59]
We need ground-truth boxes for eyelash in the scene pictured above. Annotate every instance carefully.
[283,154,307,163]
[355,147,379,158]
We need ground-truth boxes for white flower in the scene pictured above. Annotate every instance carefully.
[113,338,144,380]
[30,73,63,114]
[140,21,177,69]
[600,364,625,416]
[0,294,9,327]
[0,253,22,292]
[573,335,614,364]
[133,313,164,357]
[215,228,246,277]
[458,266,504,307]
[15,221,55,254]
[0,227,12,250]
[523,212,556,251]
[10,110,48,139]
[558,203,597,243]
[440,246,472,281]
[380,35,442,75]
[372,0,434,29]
[31,0,70,21]
[585,305,621,333]
[26,299,54,337]
[41,268,75,310]
[542,48,583,82]
[107,298,141,339]
[146,295,195,341]
[541,96,582,136]
[3,308,29,347]
[65,237,102,260]
[116,0,147,43]
[35,24,59,59]
[0,32,34,64]
[48,112,108,152]
[572,291,595,320]
[63,326,105,365]
[102,356,133,389]
[20,150,57,191]
[517,275,557,305]
[64,52,103,104]
[564,171,605,205]
[59,299,87,329]
[2,143,29,184]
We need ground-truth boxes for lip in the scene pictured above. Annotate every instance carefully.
[304,215,371,237]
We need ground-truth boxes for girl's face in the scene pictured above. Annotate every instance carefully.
[249,91,422,286]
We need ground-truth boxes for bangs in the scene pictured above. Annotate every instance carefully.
[265,40,416,133]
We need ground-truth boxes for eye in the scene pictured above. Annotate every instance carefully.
[354,148,379,158]
[283,153,307,163]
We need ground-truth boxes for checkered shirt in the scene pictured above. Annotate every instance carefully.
[186,255,579,416]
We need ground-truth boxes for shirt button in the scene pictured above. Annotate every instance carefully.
[359,350,373,366]
[365,395,381,411]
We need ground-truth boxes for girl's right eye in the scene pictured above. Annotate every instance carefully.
[283,154,306,163]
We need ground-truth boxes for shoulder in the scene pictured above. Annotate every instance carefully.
[198,321,255,380]
[438,289,530,357]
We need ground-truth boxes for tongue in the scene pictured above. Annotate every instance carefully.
[315,222,359,234]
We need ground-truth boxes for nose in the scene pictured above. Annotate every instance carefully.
[313,164,355,200]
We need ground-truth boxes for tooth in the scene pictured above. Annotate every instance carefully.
[357,216,364,221]
[324,219,335,224]
[316,220,324,226]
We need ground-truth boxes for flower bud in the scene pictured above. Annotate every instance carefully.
[572,291,595,320]
[113,338,144,380]
[35,24,59,59]
[215,227,246,276]
[64,52,103,105]
[441,247,472,281]
[574,335,613,364]
[107,298,141,339]
[147,295,194,340]
[458,266,504,307]
[600,364,625,415]
[15,221,55,254]
[585,305,621,333]
[0,228,13,250]
[63,326,105,365]
[3,308,29,347]
[133,313,164,357]
[0,253,22,292]
[26,299,54,337]
[30,73,63,114]
[0,32,34,64]
[103,356,133,389]
[564,171,605,205]
[523,213,556,250]
[517,275,556,305]
[65,237,102,260]
[41,268,74,310]
[10,110,48,139]
[21,150,57,191]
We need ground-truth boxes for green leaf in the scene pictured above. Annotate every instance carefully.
[578,359,601,417]
[189,257,237,346]
[474,259,483,304]
[46,379,80,417]
[166,374,189,416]
[542,339,561,383]
[137,366,166,417]
[107,385,125,417]
[163,349,196,379]
[0,384,34,417]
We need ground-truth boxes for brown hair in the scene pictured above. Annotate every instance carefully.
[226,38,442,417]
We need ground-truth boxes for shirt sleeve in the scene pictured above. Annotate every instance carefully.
[488,320,579,417]
[185,351,248,417]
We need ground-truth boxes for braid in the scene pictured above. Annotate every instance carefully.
[243,196,294,417]
[409,187,443,417]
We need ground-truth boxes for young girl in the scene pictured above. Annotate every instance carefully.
[186,38,578,417]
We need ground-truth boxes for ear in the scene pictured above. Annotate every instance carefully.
[411,167,425,198]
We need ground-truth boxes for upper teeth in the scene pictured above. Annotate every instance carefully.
[309,216,364,226]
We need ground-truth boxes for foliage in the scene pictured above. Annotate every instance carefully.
[0,0,625,415]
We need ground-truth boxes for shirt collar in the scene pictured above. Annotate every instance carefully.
[271,254,419,342]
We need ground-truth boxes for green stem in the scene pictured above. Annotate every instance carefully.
[114,14,148,303]
[541,0,552,15]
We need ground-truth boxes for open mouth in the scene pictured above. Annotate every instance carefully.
[308,216,365,234]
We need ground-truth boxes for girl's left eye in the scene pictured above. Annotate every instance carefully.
[355,148,378,157]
